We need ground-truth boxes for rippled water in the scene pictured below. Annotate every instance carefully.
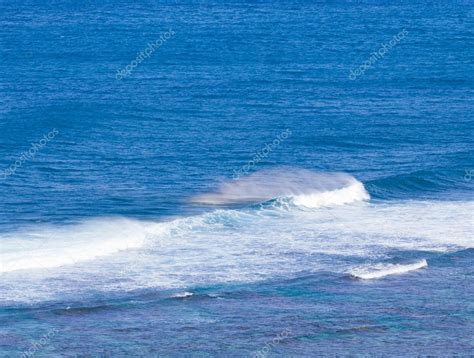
[1,1,473,356]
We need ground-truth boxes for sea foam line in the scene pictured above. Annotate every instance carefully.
[0,218,152,274]
[350,259,428,280]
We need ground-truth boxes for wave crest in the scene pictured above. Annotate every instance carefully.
[350,259,428,280]
[191,168,370,208]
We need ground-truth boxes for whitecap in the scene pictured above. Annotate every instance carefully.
[190,168,370,208]
[350,259,428,280]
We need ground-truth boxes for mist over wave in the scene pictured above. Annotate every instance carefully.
[190,168,370,207]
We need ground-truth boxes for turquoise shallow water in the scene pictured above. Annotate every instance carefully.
[0,1,473,356]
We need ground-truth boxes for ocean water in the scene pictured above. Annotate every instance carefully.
[1,1,473,357]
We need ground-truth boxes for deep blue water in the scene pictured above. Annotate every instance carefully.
[1,1,473,357]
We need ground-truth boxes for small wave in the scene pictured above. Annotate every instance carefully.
[171,292,194,298]
[366,170,464,199]
[190,168,370,208]
[350,259,428,280]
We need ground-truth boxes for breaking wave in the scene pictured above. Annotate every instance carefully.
[350,259,428,280]
[0,168,472,303]
[190,168,370,208]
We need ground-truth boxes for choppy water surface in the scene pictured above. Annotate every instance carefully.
[0,1,473,356]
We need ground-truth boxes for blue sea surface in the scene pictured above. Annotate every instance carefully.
[0,1,473,357]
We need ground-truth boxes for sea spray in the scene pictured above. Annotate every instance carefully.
[190,168,370,206]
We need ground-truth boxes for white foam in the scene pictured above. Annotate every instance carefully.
[0,218,150,273]
[0,187,472,303]
[292,180,369,208]
[350,259,428,280]
[171,292,194,298]
[190,168,369,207]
